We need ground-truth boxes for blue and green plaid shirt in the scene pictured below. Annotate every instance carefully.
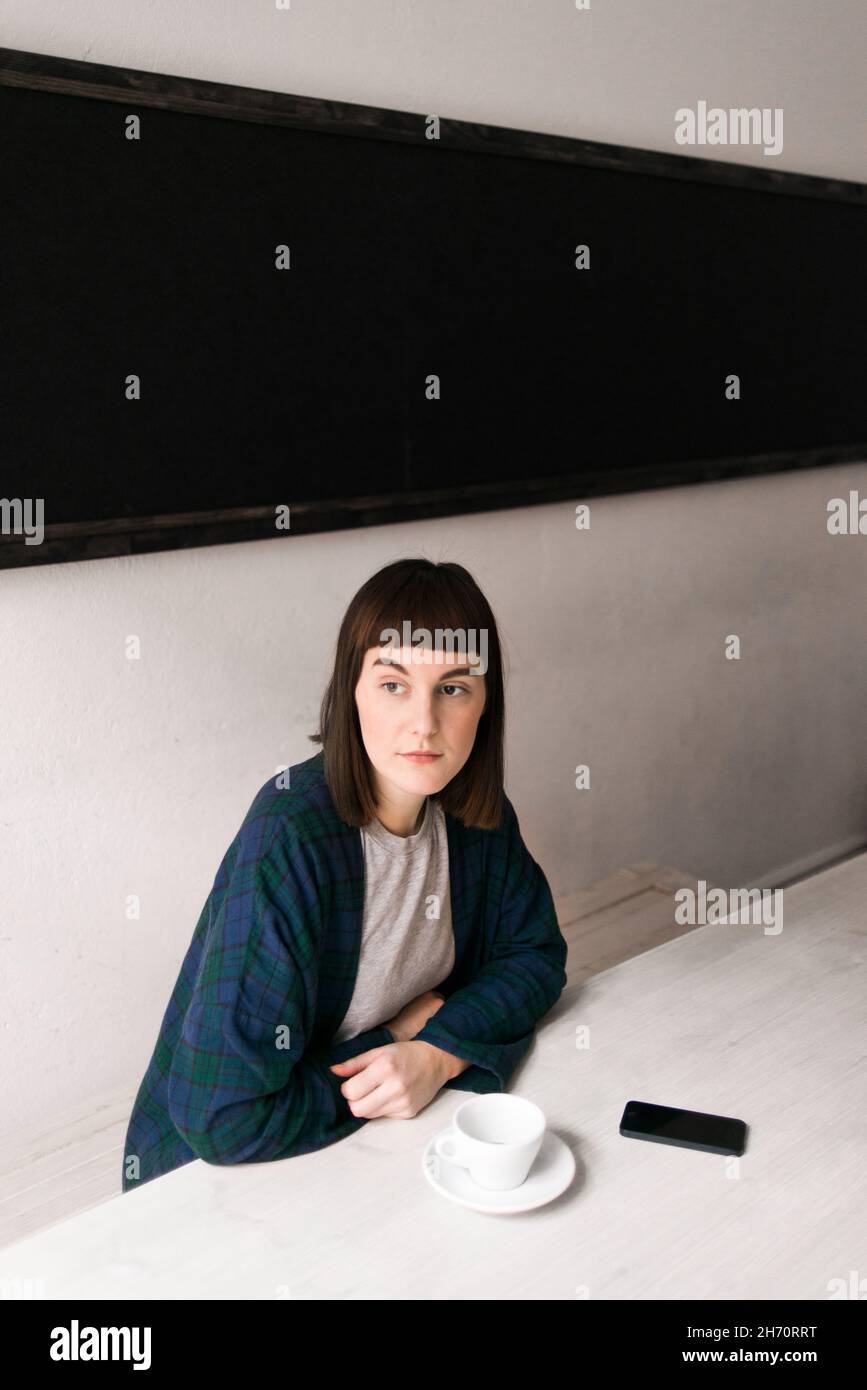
[122,749,567,1191]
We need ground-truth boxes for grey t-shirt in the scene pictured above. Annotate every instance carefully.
[332,794,455,1043]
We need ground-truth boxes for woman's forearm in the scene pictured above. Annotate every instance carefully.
[412,1039,472,1082]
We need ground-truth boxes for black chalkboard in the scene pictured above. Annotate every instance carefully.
[1,48,865,568]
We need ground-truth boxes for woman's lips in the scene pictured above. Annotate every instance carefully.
[400,752,443,763]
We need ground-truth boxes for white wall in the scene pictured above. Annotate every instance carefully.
[2,0,866,1130]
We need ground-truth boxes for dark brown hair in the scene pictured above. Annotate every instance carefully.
[309,556,506,829]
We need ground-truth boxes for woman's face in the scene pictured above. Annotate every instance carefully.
[354,643,487,803]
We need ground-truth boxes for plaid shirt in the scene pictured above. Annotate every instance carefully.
[122,749,567,1191]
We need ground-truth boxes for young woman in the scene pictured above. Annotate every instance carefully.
[122,557,567,1191]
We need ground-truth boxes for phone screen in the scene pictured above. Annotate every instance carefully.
[620,1099,747,1156]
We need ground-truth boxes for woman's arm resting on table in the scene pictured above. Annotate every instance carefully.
[166,824,395,1166]
[328,1038,470,1118]
[412,797,567,1091]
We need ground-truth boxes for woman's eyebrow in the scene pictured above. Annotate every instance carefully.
[371,657,477,679]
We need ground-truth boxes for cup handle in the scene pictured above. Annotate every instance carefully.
[434,1127,467,1169]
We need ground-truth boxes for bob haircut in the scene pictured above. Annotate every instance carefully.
[309,556,506,830]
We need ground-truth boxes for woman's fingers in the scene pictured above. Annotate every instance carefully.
[337,1053,390,1105]
[347,1079,400,1119]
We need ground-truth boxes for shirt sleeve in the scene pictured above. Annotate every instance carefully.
[166,820,391,1166]
[412,796,567,1092]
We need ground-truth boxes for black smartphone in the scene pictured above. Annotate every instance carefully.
[619,1099,747,1156]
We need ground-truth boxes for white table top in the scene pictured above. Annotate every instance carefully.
[2,851,866,1300]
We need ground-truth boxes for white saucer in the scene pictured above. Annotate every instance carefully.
[421,1126,575,1214]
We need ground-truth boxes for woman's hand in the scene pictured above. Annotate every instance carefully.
[329,1040,451,1119]
[383,988,445,1043]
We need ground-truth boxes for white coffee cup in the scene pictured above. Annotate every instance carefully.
[434,1094,546,1190]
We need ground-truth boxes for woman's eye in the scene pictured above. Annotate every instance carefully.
[380,682,467,696]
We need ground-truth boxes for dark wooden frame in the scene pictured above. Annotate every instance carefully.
[2,45,866,570]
